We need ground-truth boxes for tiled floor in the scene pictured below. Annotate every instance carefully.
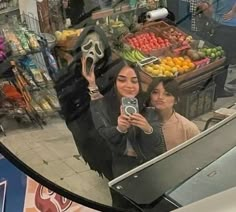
[0,118,112,206]
[0,68,236,207]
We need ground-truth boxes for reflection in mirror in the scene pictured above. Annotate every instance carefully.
[1,0,236,211]
[147,78,200,151]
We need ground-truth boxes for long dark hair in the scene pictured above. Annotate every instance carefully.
[103,60,146,125]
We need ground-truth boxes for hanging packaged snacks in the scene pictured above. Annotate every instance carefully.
[33,92,53,113]
[44,93,60,110]
[25,31,40,50]
[21,71,38,90]
[15,29,31,52]
[30,68,45,84]
[19,57,46,86]
[3,29,26,55]
[38,97,53,112]
[41,70,52,83]
[30,99,44,114]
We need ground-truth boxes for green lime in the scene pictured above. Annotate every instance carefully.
[206,49,212,56]
[216,46,223,51]
[210,53,216,59]
[211,48,217,53]
[221,50,225,55]
[216,51,221,57]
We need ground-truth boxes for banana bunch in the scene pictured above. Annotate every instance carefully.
[110,19,125,28]
[121,50,146,63]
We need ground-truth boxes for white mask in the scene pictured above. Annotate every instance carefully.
[81,32,105,74]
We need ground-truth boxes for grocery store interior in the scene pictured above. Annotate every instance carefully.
[0,0,236,212]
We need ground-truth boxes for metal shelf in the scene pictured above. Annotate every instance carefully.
[92,3,145,20]
[0,7,19,15]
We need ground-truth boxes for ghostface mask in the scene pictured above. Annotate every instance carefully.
[81,32,105,74]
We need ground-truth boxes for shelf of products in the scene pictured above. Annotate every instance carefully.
[0,15,60,129]
[0,6,18,15]
[0,0,19,16]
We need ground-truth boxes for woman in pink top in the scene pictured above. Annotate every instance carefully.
[147,77,200,150]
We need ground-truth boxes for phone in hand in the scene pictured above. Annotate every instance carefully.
[121,97,139,116]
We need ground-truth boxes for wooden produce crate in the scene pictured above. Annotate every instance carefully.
[158,26,190,48]
[138,56,226,91]
[141,21,170,31]
[176,57,226,86]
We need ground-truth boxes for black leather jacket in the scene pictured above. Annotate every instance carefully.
[90,98,166,163]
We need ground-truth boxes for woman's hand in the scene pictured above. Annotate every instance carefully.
[224,9,236,20]
[117,107,131,133]
[117,114,131,133]
[197,2,213,17]
[81,57,96,87]
[129,113,153,133]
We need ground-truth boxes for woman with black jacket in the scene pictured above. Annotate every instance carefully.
[81,58,166,178]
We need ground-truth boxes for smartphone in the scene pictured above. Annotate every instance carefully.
[121,97,139,116]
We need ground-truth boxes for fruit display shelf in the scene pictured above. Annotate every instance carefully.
[123,20,226,87]
[139,56,226,91]
[141,21,192,48]
[176,56,226,89]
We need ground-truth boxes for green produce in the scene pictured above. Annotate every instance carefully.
[210,53,216,59]
[121,49,147,63]
[199,46,225,60]
[186,49,206,61]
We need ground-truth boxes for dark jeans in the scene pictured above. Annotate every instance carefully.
[211,24,236,95]
[212,24,236,65]
[214,65,229,95]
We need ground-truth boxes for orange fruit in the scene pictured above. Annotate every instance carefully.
[176,60,183,67]
[173,57,179,64]
[182,65,189,72]
[168,61,175,67]
[176,65,181,70]
[182,61,189,67]
[166,56,172,61]
[189,63,196,69]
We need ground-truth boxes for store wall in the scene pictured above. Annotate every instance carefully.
[19,0,38,18]
[18,0,39,32]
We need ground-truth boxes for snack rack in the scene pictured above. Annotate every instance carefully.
[0,12,60,134]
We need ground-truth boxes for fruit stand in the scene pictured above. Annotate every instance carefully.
[54,8,226,119]
[114,21,226,119]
